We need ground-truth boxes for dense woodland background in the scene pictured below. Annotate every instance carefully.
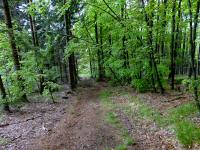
[1,0,200,110]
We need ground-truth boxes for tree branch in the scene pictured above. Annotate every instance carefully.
[102,0,121,21]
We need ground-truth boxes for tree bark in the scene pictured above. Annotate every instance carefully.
[0,75,10,112]
[64,0,77,90]
[141,0,164,94]
[2,0,27,102]
[160,0,168,57]
[95,13,104,81]
[169,0,176,90]
[188,0,200,111]
[28,0,45,94]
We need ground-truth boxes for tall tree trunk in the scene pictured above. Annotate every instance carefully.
[188,0,200,110]
[182,30,186,75]
[0,75,10,112]
[169,0,176,90]
[141,0,164,94]
[64,1,77,90]
[2,0,27,102]
[28,0,45,94]
[95,13,104,81]
[198,45,200,75]
[160,0,168,57]
[88,48,94,78]
[175,0,182,76]
[155,0,160,56]
[100,25,105,78]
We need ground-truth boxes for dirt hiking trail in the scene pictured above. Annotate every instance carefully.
[0,80,195,150]
[34,81,121,150]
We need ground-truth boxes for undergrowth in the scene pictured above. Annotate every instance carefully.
[102,87,200,148]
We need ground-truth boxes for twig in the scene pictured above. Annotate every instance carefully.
[0,115,42,128]
[163,96,187,102]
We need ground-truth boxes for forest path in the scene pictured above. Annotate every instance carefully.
[33,81,121,150]
[1,80,194,150]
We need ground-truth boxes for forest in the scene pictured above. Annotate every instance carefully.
[1,0,200,149]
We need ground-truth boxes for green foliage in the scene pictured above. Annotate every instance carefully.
[111,88,200,147]
[175,121,200,147]
[131,79,150,92]
[167,102,198,124]
[122,131,135,146]
[43,81,60,102]
[0,138,9,145]
[182,79,192,91]
[105,112,120,125]
[100,90,112,99]
[44,67,60,82]
[115,144,127,150]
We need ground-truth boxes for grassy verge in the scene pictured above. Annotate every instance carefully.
[0,137,9,146]
[100,90,135,150]
[167,103,200,147]
[101,87,200,148]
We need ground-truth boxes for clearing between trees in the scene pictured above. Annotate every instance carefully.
[1,80,200,150]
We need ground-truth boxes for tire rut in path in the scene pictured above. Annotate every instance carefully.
[35,84,120,150]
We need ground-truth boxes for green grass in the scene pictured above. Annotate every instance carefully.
[175,121,200,147]
[115,144,127,150]
[166,102,198,124]
[120,95,165,127]
[100,89,135,150]
[105,112,120,125]
[101,87,200,148]
[164,102,200,147]
[0,138,9,145]
[113,90,200,148]
[100,90,112,99]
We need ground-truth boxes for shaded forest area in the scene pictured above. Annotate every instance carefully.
[1,0,200,149]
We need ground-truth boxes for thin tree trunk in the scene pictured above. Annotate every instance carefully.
[160,0,168,57]
[100,25,105,78]
[182,30,186,75]
[28,0,45,94]
[88,48,93,78]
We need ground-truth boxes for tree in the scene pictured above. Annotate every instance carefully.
[0,74,9,112]
[141,0,164,94]
[188,0,200,110]
[27,0,45,94]
[2,0,27,102]
[169,0,176,90]
[64,0,77,90]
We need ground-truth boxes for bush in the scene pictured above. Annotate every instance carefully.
[43,81,60,103]
[131,79,150,92]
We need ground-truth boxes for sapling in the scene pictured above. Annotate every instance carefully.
[43,81,60,103]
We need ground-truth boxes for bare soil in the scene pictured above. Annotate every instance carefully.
[0,81,121,150]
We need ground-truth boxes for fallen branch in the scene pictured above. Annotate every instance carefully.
[0,123,9,127]
[163,96,187,102]
[11,135,22,141]
[0,115,42,128]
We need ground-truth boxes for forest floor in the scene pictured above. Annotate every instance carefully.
[1,79,200,150]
